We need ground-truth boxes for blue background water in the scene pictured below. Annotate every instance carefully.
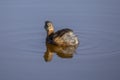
[0,0,120,80]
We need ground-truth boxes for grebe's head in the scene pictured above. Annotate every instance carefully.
[44,21,54,32]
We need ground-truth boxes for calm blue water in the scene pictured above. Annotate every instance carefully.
[0,0,120,80]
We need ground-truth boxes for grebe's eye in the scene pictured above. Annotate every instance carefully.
[47,23,52,27]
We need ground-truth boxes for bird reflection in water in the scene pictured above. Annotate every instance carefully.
[44,21,79,62]
[44,43,78,62]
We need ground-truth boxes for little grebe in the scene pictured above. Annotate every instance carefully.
[44,21,79,46]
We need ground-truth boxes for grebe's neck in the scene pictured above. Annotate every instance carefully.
[47,30,54,36]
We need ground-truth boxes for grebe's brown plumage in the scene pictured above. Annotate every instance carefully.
[44,21,79,46]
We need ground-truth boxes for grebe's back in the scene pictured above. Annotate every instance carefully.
[52,28,79,46]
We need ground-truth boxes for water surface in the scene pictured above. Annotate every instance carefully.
[0,0,120,80]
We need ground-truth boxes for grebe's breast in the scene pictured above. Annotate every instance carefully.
[50,28,79,46]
